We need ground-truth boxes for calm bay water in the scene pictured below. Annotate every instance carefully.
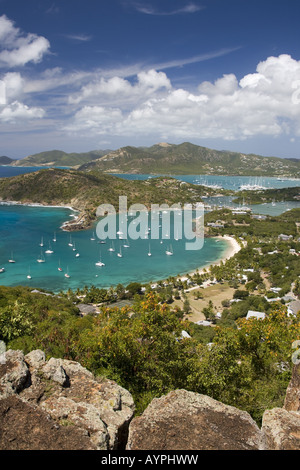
[0,166,299,292]
[0,204,227,292]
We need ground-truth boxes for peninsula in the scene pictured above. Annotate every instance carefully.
[0,168,225,231]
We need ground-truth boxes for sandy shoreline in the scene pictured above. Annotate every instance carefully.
[0,201,242,289]
[0,200,78,213]
[178,235,242,281]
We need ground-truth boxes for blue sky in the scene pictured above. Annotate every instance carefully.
[0,0,300,159]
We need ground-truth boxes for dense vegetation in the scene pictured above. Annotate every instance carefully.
[4,142,300,176]
[80,142,300,177]
[1,285,299,424]
[0,168,223,229]
[1,203,300,424]
[234,186,300,205]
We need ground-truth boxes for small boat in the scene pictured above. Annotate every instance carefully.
[148,244,152,257]
[117,246,123,258]
[166,245,173,256]
[95,251,105,266]
[123,240,130,248]
[58,260,63,271]
[99,240,106,244]
[39,237,44,247]
[27,267,32,279]
[8,251,15,263]
[64,267,70,278]
[53,232,57,242]
[90,232,96,241]
[108,242,115,252]
[68,235,73,247]
[45,242,54,254]
[75,252,80,257]
[37,251,45,263]
[0,267,5,273]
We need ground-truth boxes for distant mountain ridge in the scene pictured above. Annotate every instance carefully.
[0,156,14,165]
[2,142,300,176]
[10,149,111,167]
[79,142,300,177]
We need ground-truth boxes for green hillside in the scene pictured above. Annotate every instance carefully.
[79,142,300,177]
[0,156,14,165]
[233,186,300,205]
[11,149,111,167]
[0,168,221,230]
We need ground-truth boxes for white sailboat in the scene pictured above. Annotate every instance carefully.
[0,267,5,273]
[148,244,152,256]
[64,266,70,278]
[8,251,15,263]
[165,245,173,256]
[123,240,130,248]
[53,232,57,242]
[37,250,45,263]
[45,242,54,254]
[95,251,105,266]
[68,235,73,247]
[58,259,63,271]
[90,232,96,241]
[117,246,123,258]
[27,267,32,279]
[39,237,44,247]
[108,241,115,252]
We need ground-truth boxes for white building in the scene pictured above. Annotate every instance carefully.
[246,311,266,320]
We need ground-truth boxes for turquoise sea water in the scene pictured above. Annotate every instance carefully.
[0,204,227,292]
[111,173,300,191]
[1,166,299,292]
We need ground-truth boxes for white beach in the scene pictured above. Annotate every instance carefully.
[178,235,242,281]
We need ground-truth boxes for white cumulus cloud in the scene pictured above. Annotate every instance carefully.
[0,101,45,122]
[64,54,300,142]
[0,15,50,68]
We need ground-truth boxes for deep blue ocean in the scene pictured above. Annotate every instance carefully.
[0,166,299,292]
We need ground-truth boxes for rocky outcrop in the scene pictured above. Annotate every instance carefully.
[126,366,300,451]
[284,363,300,412]
[1,349,300,450]
[261,362,300,450]
[261,408,300,450]
[0,349,135,450]
[126,390,264,450]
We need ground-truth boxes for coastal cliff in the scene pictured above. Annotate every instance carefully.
[1,349,299,450]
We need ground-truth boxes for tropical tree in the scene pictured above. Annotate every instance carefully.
[0,301,33,342]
